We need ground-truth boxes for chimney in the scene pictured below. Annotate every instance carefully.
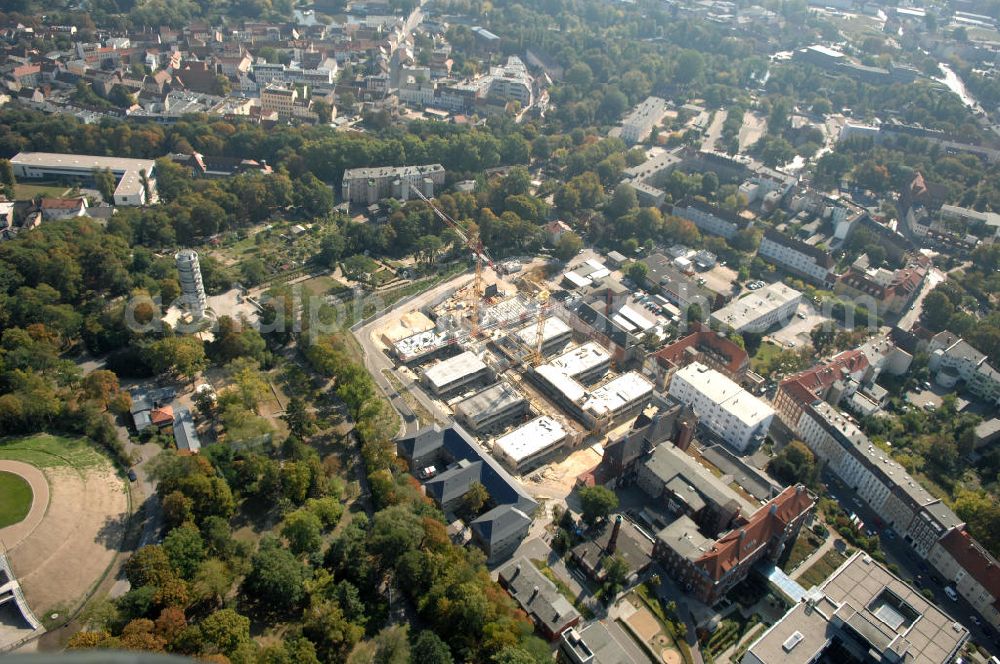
[512,563,521,579]
[608,514,623,555]
[530,585,539,603]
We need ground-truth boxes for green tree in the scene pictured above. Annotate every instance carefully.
[767,441,818,487]
[240,258,268,286]
[199,608,251,656]
[94,168,117,204]
[242,538,308,613]
[602,554,629,595]
[282,509,323,556]
[282,396,316,438]
[626,261,648,285]
[162,524,207,580]
[0,158,15,198]
[554,231,583,262]
[411,630,454,664]
[921,289,955,332]
[461,481,490,519]
[373,624,410,664]
[578,485,619,525]
[607,183,638,219]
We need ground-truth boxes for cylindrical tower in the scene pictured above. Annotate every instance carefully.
[175,249,207,320]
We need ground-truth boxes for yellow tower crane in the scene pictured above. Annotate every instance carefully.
[409,188,494,336]
[532,289,551,366]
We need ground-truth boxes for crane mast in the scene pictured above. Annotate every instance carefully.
[409,187,493,337]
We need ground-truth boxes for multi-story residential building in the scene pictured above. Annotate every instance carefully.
[260,84,297,118]
[11,152,157,206]
[834,254,928,317]
[341,164,446,205]
[773,350,870,429]
[656,485,814,606]
[710,282,802,334]
[757,229,836,286]
[617,96,671,144]
[926,527,1000,631]
[927,331,1000,406]
[667,362,774,451]
[742,551,970,664]
[422,350,492,396]
[453,382,529,433]
[939,204,1000,241]
[672,197,750,239]
[796,401,962,556]
[479,56,533,108]
[649,323,750,389]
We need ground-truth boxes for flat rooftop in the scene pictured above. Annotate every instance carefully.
[544,341,610,379]
[342,163,444,179]
[394,328,452,359]
[454,381,525,420]
[494,416,568,464]
[423,351,487,389]
[711,282,802,331]
[583,372,654,418]
[514,316,571,346]
[745,552,969,664]
[673,362,774,428]
[11,151,157,198]
[535,363,587,402]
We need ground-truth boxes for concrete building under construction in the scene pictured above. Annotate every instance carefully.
[454,381,529,432]
[422,350,493,396]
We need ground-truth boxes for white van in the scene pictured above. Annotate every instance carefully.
[944,586,958,602]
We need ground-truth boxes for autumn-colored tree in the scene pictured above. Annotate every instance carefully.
[82,369,121,410]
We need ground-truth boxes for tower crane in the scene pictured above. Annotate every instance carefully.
[409,187,494,336]
[532,289,551,366]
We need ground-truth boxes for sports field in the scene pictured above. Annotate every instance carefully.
[0,470,32,527]
[0,433,128,620]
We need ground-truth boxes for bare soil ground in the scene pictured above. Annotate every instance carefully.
[6,463,128,618]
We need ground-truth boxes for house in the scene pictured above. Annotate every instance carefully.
[129,387,177,432]
[39,197,87,220]
[497,557,581,640]
[656,485,814,606]
[173,407,201,453]
[834,255,927,316]
[544,220,572,246]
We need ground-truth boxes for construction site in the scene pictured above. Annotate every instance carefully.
[370,191,656,478]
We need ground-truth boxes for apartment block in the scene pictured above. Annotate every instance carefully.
[757,229,835,286]
[710,282,802,334]
[341,164,446,205]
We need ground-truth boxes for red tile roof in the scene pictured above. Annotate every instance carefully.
[695,485,814,581]
[937,528,1000,609]
[779,350,869,407]
[40,197,86,210]
[655,324,749,377]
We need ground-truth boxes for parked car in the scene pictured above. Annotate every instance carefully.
[945,586,958,601]
[971,615,982,627]
[127,469,138,482]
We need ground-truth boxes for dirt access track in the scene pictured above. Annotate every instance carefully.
[0,444,128,619]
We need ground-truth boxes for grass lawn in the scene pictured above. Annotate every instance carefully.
[0,470,33,527]
[0,433,110,471]
[750,341,783,373]
[781,531,823,573]
[300,275,351,298]
[798,548,848,589]
[14,183,71,199]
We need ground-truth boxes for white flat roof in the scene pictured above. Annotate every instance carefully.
[672,362,774,427]
[546,342,610,378]
[618,304,655,331]
[612,314,638,332]
[563,271,591,288]
[495,416,568,463]
[536,363,587,403]
[583,372,654,417]
[711,282,801,331]
[423,350,487,388]
[515,316,571,346]
[11,151,156,197]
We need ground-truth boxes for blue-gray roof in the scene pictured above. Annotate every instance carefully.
[398,422,537,514]
[471,505,531,546]
[173,407,201,452]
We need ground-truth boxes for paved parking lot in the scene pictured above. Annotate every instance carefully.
[767,302,835,349]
